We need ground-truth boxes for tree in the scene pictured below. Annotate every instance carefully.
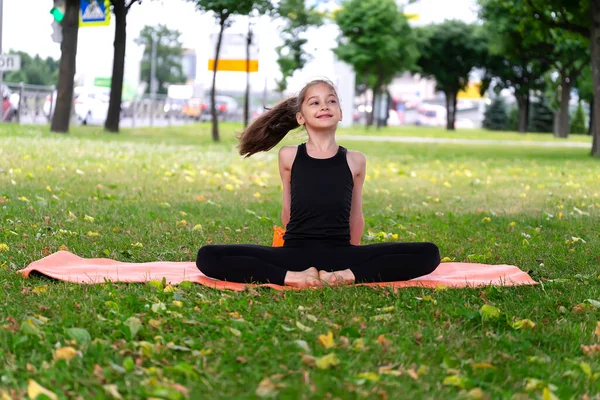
[570,101,587,134]
[497,0,599,156]
[4,52,59,86]
[274,0,323,93]
[193,0,270,142]
[334,0,417,128]
[104,0,142,133]
[414,21,486,130]
[482,96,508,131]
[528,96,554,133]
[137,25,186,95]
[575,65,594,135]
[51,0,80,133]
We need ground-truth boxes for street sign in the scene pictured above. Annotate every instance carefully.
[0,55,21,72]
[208,33,259,72]
[80,0,111,27]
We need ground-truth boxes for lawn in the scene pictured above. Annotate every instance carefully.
[1,123,599,399]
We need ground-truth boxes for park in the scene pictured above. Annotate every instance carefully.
[1,0,600,399]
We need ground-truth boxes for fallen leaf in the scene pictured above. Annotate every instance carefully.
[256,377,280,398]
[294,339,311,353]
[466,388,484,400]
[472,362,496,370]
[123,317,142,339]
[443,375,468,389]
[227,327,241,337]
[315,353,340,369]
[511,319,536,330]
[27,379,57,400]
[479,304,501,320]
[53,346,78,362]
[595,321,600,338]
[296,321,313,332]
[305,314,318,322]
[65,327,91,344]
[406,368,419,380]
[103,384,123,400]
[356,372,380,382]
[318,331,335,349]
[32,286,47,294]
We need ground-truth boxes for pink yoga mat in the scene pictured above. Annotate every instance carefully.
[17,251,538,291]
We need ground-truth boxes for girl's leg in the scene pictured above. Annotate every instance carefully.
[320,242,441,283]
[196,244,317,286]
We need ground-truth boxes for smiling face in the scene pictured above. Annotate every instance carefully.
[296,82,342,131]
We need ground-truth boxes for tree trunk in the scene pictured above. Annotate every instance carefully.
[590,0,600,157]
[515,93,529,133]
[556,75,571,138]
[589,96,594,136]
[445,91,457,130]
[243,25,252,128]
[366,87,376,128]
[105,1,127,133]
[211,17,227,142]
[51,0,79,133]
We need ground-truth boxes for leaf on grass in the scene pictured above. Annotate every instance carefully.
[440,257,452,263]
[172,301,183,308]
[102,384,123,400]
[542,387,559,400]
[32,286,47,294]
[65,327,91,344]
[406,368,419,380]
[27,379,57,400]
[371,314,392,321]
[123,317,142,339]
[294,340,311,353]
[296,321,313,332]
[479,304,501,320]
[305,314,318,322]
[166,343,191,352]
[416,295,437,304]
[318,331,335,349]
[472,362,496,370]
[595,321,600,338]
[353,338,366,351]
[435,285,448,292]
[356,372,380,382]
[151,302,166,313]
[53,346,79,362]
[148,280,164,291]
[586,299,600,308]
[255,377,281,398]
[376,306,395,313]
[20,318,41,337]
[315,353,340,369]
[163,285,176,293]
[443,375,468,389]
[227,327,242,337]
[466,388,484,400]
[511,319,536,330]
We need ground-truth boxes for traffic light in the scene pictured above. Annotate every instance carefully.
[50,0,65,43]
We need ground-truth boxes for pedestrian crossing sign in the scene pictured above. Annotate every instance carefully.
[80,0,111,27]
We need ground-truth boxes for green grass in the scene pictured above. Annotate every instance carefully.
[1,123,599,399]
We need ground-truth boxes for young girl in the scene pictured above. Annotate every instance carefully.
[196,79,440,288]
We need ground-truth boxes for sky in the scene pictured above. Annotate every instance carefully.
[2,0,479,93]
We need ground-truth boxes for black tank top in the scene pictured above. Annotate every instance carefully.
[283,143,354,245]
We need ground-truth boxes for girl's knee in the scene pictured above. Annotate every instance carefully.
[196,245,219,274]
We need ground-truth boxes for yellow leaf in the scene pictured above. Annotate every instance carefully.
[443,375,467,389]
[511,319,536,330]
[356,372,380,382]
[352,338,365,351]
[172,301,183,308]
[479,304,501,319]
[0,243,9,252]
[406,368,419,380]
[32,286,47,294]
[318,331,335,349]
[509,221,517,227]
[192,224,203,231]
[315,353,340,369]
[376,306,395,313]
[253,192,261,198]
[103,384,123,400]
[176,220,187,227]
[595,321,600,338]
[53,346,78,362]
[149,319,162,328]
[84,215,94,223]
[163,285,175,293]
[1,390,12,400]
[440,257,452,263]
[435,285,448,292]
[542,387,559,400]
[255,377,279,398]
[27,379,58,400]
[225,184,234,191]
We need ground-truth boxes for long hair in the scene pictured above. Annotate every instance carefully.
[238,79,339,157]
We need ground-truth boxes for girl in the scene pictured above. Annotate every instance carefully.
[196,79,440,288]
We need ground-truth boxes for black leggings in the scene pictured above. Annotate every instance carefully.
[196,241,441,285]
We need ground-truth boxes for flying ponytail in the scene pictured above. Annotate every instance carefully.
[238,79,338,157]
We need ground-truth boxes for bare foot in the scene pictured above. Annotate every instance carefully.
[284,267,322,289]
[319,269,356,286]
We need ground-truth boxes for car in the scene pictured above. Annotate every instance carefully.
[200,95,239,122]
[44,86,110,125]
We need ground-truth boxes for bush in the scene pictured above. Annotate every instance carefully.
[528,97,554,133]
[482,97,508,131]
[570,102,587,134]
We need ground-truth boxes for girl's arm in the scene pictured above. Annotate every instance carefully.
[278,146,296,228]
[349,151,366,245]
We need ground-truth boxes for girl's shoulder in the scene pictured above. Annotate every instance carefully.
[346,149,367,165]
[278,145,299,167]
